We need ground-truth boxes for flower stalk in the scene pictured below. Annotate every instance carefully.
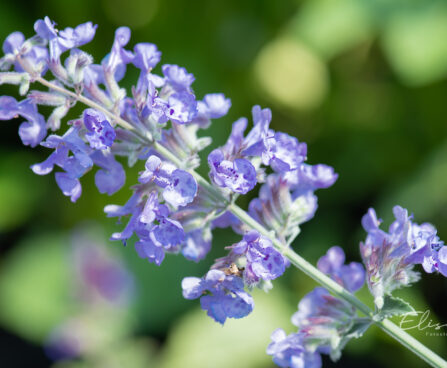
[31,76,447,368]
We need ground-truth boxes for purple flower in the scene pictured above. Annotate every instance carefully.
[151,216,185,249]
[1,32,48,74]
[163,169,198,207]
[34,17,97,61]
[208,149,257,194]
[317,246,365,293]
[182,269,254,324]
[248,174,318,238]
[0,96,20,120]
[267,132,307,172]
[291,287,356,358]
[181,229,212,262]
[162,64,195,91]
[267,329,322,368]
[105,188,186,260]
[139,155,171,186]
[83,108,116,149]
[57,22,97,50]
[229,230,286,284]
[240,105,273,159]
[135,238,165,266]
[359,206,443,308]
[55,172,82,202]
[139,155,197,207]
[192,93,231,128]
[31,127,92,201]
[285,164,338,196]
[103,27,134,73]
[90,150,125,195]
[34,16,58,40]
[431,246,447,276]
[166,91,198,124]
[132,43,161,71]
[0,97,47,147]
[200,93,231,119]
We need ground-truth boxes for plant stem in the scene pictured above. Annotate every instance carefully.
[34,77,447,368]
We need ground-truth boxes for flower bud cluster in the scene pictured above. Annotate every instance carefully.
[267,247,365,367]
[361,205,445,308]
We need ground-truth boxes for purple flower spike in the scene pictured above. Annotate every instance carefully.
[360,205,445,308]
[83,108,116,149]
[291,287,356,358]
[267,329,322,368]
[317,246,365,293]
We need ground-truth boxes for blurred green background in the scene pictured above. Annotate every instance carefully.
[1,0,447,367]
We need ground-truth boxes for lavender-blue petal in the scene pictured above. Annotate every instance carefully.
[162,64,195,91]
[181,277,204,299]
[163,169,197,207]
[55,172,82,202]
[133,43,161,71]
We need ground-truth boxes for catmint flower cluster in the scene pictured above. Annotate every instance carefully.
[269,206,447,367]
[0,16,338,327]
[2,17,447,368]
[361,205,446,308]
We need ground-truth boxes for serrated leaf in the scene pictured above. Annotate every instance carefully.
[329,317,372,362]
[345,318,372,339]
[374,295,415,321]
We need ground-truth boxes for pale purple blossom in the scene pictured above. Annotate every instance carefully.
[182,269,254,324]
[267,329,322,368]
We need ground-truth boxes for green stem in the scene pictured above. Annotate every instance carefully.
[33,77,447,368]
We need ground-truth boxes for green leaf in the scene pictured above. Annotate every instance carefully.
[374,295,415,321]
[329,317,372,362]
[346,318,372,339]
